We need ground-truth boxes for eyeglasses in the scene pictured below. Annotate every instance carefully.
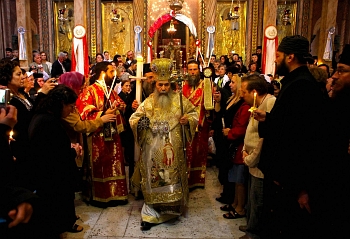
[335,68,350,75]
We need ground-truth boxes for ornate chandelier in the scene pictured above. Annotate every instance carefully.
[57,0,68,22]
[282,1,291,26]
[167,19,177,35]
[110,0,122,23]
[227,0,240,30]
[168,0,183,12]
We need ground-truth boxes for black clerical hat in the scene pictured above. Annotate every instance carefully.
[143,63,151,74]
[33,73,43,79]
[339,44,350,66]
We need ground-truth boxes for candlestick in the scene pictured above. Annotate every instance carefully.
[136,55,143,104]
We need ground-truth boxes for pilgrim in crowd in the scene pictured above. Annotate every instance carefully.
[1,36,349,239]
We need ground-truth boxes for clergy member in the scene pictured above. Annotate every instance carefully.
[76,61,128,207]
[129,58,198,231]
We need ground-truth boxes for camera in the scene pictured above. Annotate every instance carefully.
[0,89,11,108]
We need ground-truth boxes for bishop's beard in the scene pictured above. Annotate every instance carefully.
[153,88,174,110]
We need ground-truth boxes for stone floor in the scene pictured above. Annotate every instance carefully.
[63,166,246,239]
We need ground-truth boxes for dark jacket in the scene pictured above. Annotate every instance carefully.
[29,113,77,234]
[258,65,328,193]
[0,124,39,237]
[51,60,68,78]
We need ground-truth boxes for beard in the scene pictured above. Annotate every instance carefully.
[143,80,154,97]
[153,88,173,110]
[187,74,201,87]
[276,58,289,76]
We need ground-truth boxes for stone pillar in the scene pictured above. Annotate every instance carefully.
[263,0,277,30]
[74,0,87,27]
[16,0,32,68]
[317,0,338,64]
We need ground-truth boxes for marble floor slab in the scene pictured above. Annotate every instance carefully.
[63,167,246,239]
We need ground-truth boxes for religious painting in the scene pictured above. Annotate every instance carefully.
[216,1,247,60]
[277,1,297,44]
[102,2,133,59]
[53,1,74,58]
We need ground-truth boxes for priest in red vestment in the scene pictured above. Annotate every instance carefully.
[183,60,212,188]
[76,62,128,207]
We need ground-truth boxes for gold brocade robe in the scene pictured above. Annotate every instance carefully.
[129,92,198,206]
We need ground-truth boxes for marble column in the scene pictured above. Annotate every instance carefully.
[16,0,32,68]
[74,0,87,27]
[317,0,338,64]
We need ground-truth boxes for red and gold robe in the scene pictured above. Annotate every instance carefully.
[76,82,128,203]
[183,81,211,188]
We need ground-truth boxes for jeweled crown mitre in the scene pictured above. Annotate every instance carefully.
[150,58,173,81]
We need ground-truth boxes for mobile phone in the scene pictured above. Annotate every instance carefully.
[0,88,10,108]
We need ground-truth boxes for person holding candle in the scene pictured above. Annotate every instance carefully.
[238,75,276,239]
[253,35,329,239]
[76,61,128,208]
[212,74,245,205]
[0,60,56,190]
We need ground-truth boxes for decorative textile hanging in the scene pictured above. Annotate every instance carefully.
[323,27,335,61]
[134,26,142,56]
[18,27,27,60]
[262,25,278,75]
[71,25,89,77]
[206,26,215,59]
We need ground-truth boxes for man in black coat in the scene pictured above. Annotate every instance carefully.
[321,44,350,238]
[254,35,328,239]
[51,52,68,78]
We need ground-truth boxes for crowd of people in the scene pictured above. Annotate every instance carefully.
[1,35,349,239]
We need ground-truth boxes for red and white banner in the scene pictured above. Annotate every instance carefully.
[71,25,89,77]
[262,25,278,75]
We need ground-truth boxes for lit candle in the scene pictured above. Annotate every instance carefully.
[9,130,14,144]
[249,92,257,126]
[253,92,257,108]
[136,55,143,104]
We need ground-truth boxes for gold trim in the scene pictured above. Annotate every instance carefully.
[91,176,126,182]
[142,214,178,224]
[252,0,259,54]
[93,195,128,202]
[190,167,206,171]
[90,0,97,58]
